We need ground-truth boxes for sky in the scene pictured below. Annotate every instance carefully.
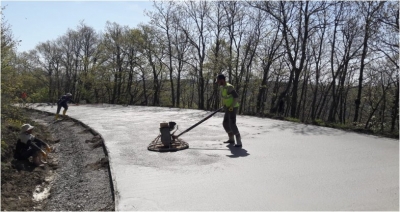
[2,1,154,53]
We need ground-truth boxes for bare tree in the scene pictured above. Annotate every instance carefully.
[253,1,328,117]
[36,40,62,103]
[205,1,228,110]
[353,1,385,122]
[238,8,263,114]
[177,1,211,109]
[139,24,165,106]
[374,2,399,132]
[148,1,178,106]
[254,18,283,114]
[75,22,99,103]
[102,22,127,104]
[222,1,246,88]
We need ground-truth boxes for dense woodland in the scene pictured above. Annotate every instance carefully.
[2,1,399,136]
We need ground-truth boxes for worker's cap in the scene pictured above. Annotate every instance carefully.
[66,93,72,96]
[21,123,34,132]
[215,74,225,83]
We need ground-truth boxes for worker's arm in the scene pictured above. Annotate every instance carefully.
[27,137,46,154]
[34,137,51,152]
[68,97,75,104]
[227,86,239,109]
[27,140,41,151]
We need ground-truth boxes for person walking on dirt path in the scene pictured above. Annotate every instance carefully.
[14,124,51,166]
[215,74,242,148]
[55,92,75,120]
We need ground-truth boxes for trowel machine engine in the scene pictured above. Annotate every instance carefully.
[159,121,178,147]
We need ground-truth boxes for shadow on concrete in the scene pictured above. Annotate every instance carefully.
[256,119,388,140]
[226,144,249,158]
[190,148,229,151]
[268,122,347,137]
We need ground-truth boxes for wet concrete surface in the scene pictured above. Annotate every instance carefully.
[32,104,399,211]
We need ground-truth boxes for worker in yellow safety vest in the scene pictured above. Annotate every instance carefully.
[215,74,242,147]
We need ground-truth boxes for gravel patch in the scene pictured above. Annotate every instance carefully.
[29,110,114,211]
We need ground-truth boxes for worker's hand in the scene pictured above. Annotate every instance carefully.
[45,144,51,153]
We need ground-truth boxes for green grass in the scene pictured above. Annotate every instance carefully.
[284,117,300,123]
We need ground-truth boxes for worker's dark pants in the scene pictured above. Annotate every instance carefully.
[56,103,68,114]
[223,107,240,135]
[20,142,44,159]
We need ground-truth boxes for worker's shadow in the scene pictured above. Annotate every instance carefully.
[226,144,249,158]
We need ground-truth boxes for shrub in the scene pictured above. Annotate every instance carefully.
[285,117,300,123]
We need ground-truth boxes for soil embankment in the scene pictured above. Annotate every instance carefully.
[1,109,114,211]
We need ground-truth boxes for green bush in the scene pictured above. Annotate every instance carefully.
[1,140,8,152]
[332,123,350,130]
[313,119,324,126]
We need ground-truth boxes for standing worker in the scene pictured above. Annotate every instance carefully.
[215,74,242,147]
[55,92,75,120]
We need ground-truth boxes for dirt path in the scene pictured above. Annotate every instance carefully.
[1,109,115,211]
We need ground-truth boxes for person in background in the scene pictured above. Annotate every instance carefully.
[55,93,75,120]
[14,124,50,166]
[215,74,242,147]
[21,91,27,107]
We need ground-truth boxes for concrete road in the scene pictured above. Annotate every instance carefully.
[34,104,399,211]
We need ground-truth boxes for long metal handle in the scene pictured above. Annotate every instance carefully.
[174,107,223,138]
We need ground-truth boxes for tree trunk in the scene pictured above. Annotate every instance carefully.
[168,43,175,107]
[177,69,181,107]
[290,68,301,118]
[353,27,369,122]
[112,72,118,104]
[391,76,399,132]
[256,64,270,114]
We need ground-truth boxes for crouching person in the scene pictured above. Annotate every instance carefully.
[14,124,51,166]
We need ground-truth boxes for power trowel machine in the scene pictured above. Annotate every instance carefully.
[148,107,223,152]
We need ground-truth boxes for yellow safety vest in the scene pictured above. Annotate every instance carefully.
[221,83,239,108]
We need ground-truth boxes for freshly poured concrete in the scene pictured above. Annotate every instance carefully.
[34,104,399,211]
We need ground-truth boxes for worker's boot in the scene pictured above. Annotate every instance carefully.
[62,109,67,118]
[234,134,242,148]
[223,133,235,144]
[54,114,59,120]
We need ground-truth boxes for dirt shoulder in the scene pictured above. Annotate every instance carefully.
[1,109,114,211]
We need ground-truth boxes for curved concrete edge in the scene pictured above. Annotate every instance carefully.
[26,108,120,211]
